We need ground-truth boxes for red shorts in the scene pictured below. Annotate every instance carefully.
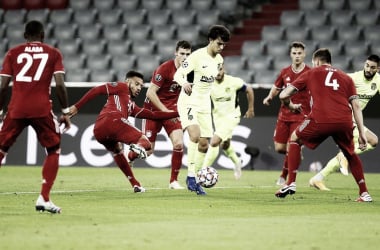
[295,118,354,154]
[142,118,182,142]
[94,113,143,150]
[273,119,302,144]
[0,112,61,149]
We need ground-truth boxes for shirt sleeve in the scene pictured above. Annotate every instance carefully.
[74,84,107,110]
[173,55,195,86]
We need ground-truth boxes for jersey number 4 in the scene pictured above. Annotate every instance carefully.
[324,71,339,90]
[16,53,48,82]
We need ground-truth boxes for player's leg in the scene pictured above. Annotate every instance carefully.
[336,126,371,202]
[202,134,222,168]
[222,139,242,179]
[273,120,290,185]
[108,142,145,193]
[167,128,184,189]
[33,116,62,213]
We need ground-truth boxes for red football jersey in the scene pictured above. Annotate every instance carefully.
[291,65,357,123]
[144,59,181,111]
[0,42,65,118]
[274,64,311,122]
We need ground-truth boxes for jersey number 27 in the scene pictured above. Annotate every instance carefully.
[16,53,48,82]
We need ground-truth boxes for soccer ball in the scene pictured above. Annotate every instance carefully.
[309,161,322,172]
[196,166,218,188]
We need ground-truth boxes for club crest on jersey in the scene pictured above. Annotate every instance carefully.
[155,74,162,82]
[110,82,118,86]
[371,82,377,90]
[182,61,189,68]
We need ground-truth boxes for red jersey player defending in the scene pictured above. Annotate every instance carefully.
[69,71,179,193]
[263,41,311,186]
[143,40,191,189]
[277,48,372,202]
[0,20,71,213]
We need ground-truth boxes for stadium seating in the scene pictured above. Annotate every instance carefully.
[116,0,140,10]
[303,10,329,27]
[69,0,91,10]
[89,69,117,82]
[299,0,322,10]
[49,9,73,25]
[165,0,188,10]
[151,25,176,41]
[81,39,107,55]
[355,10,379,26]
[73,9,97,25]
[224,56,247,75]
[241,41,265,57]
[57,38,82,56]
[336,26,363,41]
[266,41,289,57]
[98,9,122,25]
[330,10,355,26]
[111,54,137,72]
[348,0,372,10]
[284,26,310,41]
[107,40,131,56]
[171,10,197,26]
[130,40,157,56]
[63,53,86,70]
[280,10,304,26]
[86,54,111,70]
[321,0,346,10]
[3,9,26,25]
[65,69,90,82]
[102,24,127,41]
[261,26,285,41]
[156,40,176,61]
[309,26,336,41]
[146,9,172,26]
[93,0,115,10]
[141,0,164,9]
[26,9,50,23]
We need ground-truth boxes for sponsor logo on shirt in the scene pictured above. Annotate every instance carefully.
[200,75,214,83]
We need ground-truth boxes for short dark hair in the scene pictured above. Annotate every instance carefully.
[207,25,230,42]
[313,48,332,64]
[367,54,380,65]
[24,20,44,38]
[176,40,191,51]
[125,70,144,80]
[289,41,305,53]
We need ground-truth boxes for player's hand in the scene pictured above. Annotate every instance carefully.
[244,109,255,118]
[289,103,302,113]
[183,82,193,96]
[59,114,71,133]
[358,133,367,151]
[68,105,78,118]
[263,96,272,106]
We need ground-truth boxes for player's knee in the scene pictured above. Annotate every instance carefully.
[46,144,61,154]
[369,134,378,148]
[274,144,287,154]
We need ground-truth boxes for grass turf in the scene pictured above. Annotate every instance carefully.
[0,166,379,250]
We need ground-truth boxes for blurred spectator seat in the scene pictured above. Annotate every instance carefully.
[330,10,355,26]
[176,25,201,45]
[172,10,196,26]
[111,54,137,72]
[355,10,379,26]
[49,9,73,25]
[146,9,172,26]
[65,69,90,82]
[299,0,321,10]
[309,26,336,41]
[318,40,343,56]
[93,0,115,10]
[254,70,277,84]
[195,10,220,34]
[130,40,157,56]
[4,24,25,40]
[343,41,369,58]
[224,56,247,74]
[141,0,164,9]
[247,55,273,71]
[63,54,86,70]
[117,0,140,10]
[332,55,352,71]
[57,38,82,56]
[103,24,127,41]
[348,0,372,10]
[86,54,111,70]
[272,55,291,71]
[26,9,50,23]
[82,39,107,55]
[152,25,176,41]
[107,40,131,55]
[122,10,147,25]
[89,69,117,82]
[284,26,310,41]
[69,0,91,10]
[127,24,152,40]
[321,0,346,10]
[362,25,380,43]
[266,41,289,57]
[156,40,176,61]
[98,9,122,25]
[280,10,304,26]
[3,9,26,25]
[78,24,102,40]
[136,55,162,81]
[241,41,265,56]
[53,23,78,40]
[261,26,285,41]
[190,0,213,10]
[303,10,329,27]
[231,69,254,83]
[165,0,188,10]
[73,9,98,25]
[336,26,362,41]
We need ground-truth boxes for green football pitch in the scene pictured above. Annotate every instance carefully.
[1,166,379,250]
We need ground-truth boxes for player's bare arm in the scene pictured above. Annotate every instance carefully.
[146,84,171,111]
[263,86,280,105]
[244,85,255,118]
[54,72,71,131]
[351,97,367,151]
